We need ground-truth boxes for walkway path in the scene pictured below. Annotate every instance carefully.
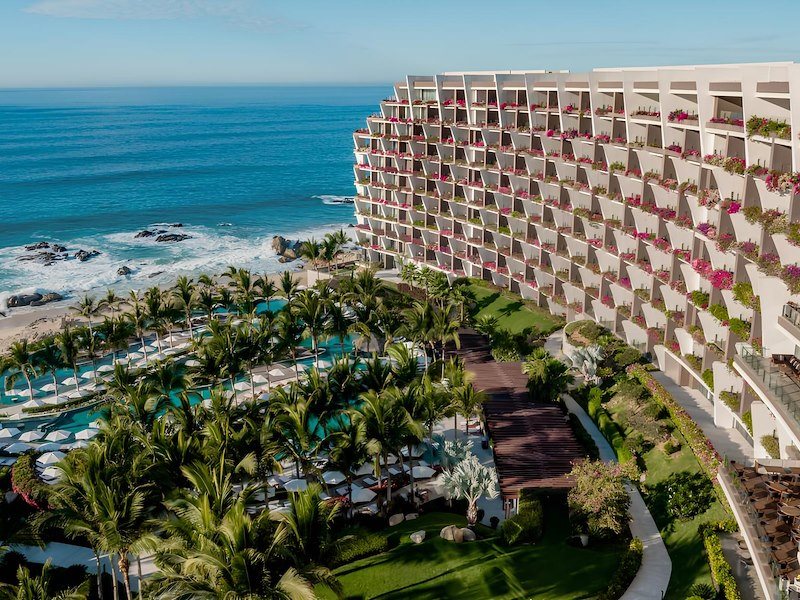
[649,370,753,463]
[563,394,672,600]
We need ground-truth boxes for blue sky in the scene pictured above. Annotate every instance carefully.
[2,0,800,88]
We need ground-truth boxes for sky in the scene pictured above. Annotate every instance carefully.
[1,0,800,88]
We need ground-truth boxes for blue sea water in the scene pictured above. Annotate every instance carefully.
[0,85,387,306]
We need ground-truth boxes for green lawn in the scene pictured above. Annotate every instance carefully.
[603,402,727,599]
[320,508,623,600]
[468,280,563,334]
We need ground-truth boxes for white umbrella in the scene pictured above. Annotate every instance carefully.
[89,420,103,428]
[61,377,80,386]
[4,389,20,397]
[316,360,333,370]
[37,442,63,452]
[40,383,57,393]
[18,430,44,442]
[66,390,85,399]
[268,368,285,377]
[21,398,46,409]
[0,427,21,439]
[75,428,98,441]
[401,445,425,458]
[184,359,201,367]
[41,395,65,405]
[4,442,32,454]
[355,463,375,477]
[81,370,98,380]
[350,486,377,504]
[233,381,251,392]
[16,389,34,397]
[63,440,88,450]
[322,470,346,485]
[45,430,71,442]
[126,352,144,361]
[411,465,436,479]
[385,454,398,465]
[37,451,66,465]
[284,479,308,493]
[97,364,115,373]
[40,466,61,480]
[253,374,268,385]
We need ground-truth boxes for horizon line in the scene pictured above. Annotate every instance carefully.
[0,81,395,92]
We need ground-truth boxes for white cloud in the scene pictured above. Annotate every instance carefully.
[24,0,279,28]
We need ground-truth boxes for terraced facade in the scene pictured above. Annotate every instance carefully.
[352,64,800,469]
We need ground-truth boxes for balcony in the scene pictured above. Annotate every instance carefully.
[778,304,800,347]
[734,346,800,444]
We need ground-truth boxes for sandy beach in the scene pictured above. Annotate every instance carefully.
[0,253,360,354]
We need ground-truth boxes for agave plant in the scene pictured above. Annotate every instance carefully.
[569,344,604,384]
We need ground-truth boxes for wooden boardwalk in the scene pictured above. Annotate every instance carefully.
[456,331,584,498]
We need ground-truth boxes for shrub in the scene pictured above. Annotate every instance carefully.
[333,531,389,566]
[699,522,742,600]
[489,516,499,530]
[732,281,758,311]
[502,492,544,545]
[659,471,714,520]
[701,369,714,391]
[612,347,642,369]
[569,461,636,537]
[568,413,600,459]
[708,303,729,322]
[642,400,666,420]
[719,390,740,412]
[742,411,753,434]
[598,538,643,600]
[760,434,780,459]
[688,582,716,599]
[11,454,49,510]
[663,438,681,454]
[613,379,645,401]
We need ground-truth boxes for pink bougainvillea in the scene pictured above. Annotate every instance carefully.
[710,269,733,290]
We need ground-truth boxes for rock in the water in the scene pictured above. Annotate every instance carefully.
[135,230,156,238]
[117,266,132,276]
[170,223,183,228]
[410,530,425,544]
[388,514,405,527]
[278,256,293,263]
[24,241,50,251]
[461,528,476,542]
[282,247,298,260]
[51,244,67,253]
[7,293,43,308]
[30,292,63,307]
[271,235,290,255]
[155,233,191,243]
[74,249,100,262]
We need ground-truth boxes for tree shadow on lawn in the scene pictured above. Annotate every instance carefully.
[473,291,500,312]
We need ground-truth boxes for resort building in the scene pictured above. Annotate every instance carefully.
[353,63,800,598]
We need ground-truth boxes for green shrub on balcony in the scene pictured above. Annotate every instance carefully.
[719,391,740,412]
[707,303,729,323]
[683,354,702,372]
[746,115,791,140]
[761,434,780,459]
[742,411,753,434]
[689,290,709,309]
[728,318,751,340]
[732,282,758,312]
[701,369,714,391]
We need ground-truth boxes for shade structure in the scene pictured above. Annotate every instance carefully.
[401,445,425,458]
[233,381,251,392]
[4,389,20,397]
[283,479,308,493]
[63,440,88,450]
[385,454,398,465]
[81,370,98,380]
[61,377,80,386]
[89,420,103,429]
[126,352,144,361]
[37,451,66,465]
[21,398,46,409]
[45,430,71,442]
[40,466,61,480]
[75,428,99,441]
[66,389,87,399]
[97,364,115,373]
[322,470,346,485]
[268,368,284,377]
[18,430,44,442]
[40,383,57,393]
[42,395,65,406]
[4,442,32,454]
[350,486,377,504]
[184,359,201,367]
[411,465,436,479]
[36,442,64,452]
[16,389,34,397]
[0,427,21,439]
[252,374,268,385]
[354,463,375,477]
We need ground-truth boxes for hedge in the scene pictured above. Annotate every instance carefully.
[699,521,741,600]
[598,538,643,600]
[11,453,50,510]
[627,365,722,479]
[568,413,600,460]
[332,531,389,567]
[501,490,544,545]
[588,392,633,463]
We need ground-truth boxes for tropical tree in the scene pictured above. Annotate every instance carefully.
[292,290,327,370]
[172,276,197,337]
[34,343,64,399]
[441,452,499,525]
[280,270,300,302]
[56,326,82,393]
[522,348,575,403]
[71,295,100,336]
[328,416,375,510]
[297,238,322,268]
[124,291,150,362]
[324,300,351,357]
[400,302,433,370]
[277,311,304,381]
[256,275,278,312]
[450,383,487,440]
[100,288,122,318]
[1,341,38,399]
[0,559,89,600]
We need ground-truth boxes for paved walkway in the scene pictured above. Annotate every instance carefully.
[649,370,753,463]
[563,394,672,600]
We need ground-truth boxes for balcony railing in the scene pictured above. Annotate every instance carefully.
[782,304,800,329]
[735,345,800,435]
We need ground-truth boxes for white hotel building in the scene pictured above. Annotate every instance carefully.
[352,63,800,597]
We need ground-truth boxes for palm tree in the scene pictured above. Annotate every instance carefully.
[416,375,450,444]
[97,316,134,363]
[56,326,82,393]
[399,261,418,291]
[72,295,100,336]
[1,341,38,400]
[0,559,88,600]
[441,452,499,525]
[144,287,167,352]
[277,311,304,382]
[271,387,328,479]
[450,383,487,439]
[280,270,300,302]
[325,300,351,357]
[124,291,150,362]
[172,275,197,337]
[204,320,245,403]
[34,343,64,399]
[100,288,122,318]
[256,275,278,312]
[432,305,461,374]
[196,286,218,322]
[474,314,499,343]
[328,416,376,511]
[401,302,434,370]
[385,385,424,505]
[298,238,322,268]
[522,348,575,403]
[292,289,327,370]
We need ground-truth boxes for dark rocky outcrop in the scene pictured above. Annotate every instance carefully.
[155,233,191,243]
[74,249,101,262]
[24,242,50,251]
[30,292,63,307]
[117,266,132,276]
[7,293,43,307]
[135,230,157,238]
[271,236,301,262]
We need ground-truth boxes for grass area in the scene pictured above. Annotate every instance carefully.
[603,401,727,599]
[468,280,563,334]
[320,508,623,600]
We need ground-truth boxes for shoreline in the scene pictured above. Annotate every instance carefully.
[0,249,362,354]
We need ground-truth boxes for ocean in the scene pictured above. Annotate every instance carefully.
[0,85,387,308]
